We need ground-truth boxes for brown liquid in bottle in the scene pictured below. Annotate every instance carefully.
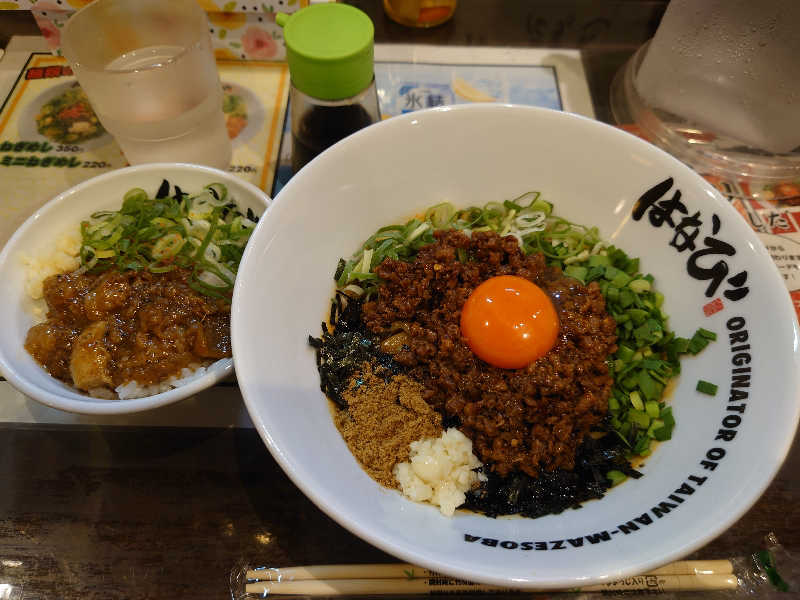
[292,104,375,173]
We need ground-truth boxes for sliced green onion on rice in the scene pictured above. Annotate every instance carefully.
[77,182,256,298]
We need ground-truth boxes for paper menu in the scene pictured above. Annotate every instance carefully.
[216,58,289,191]
[0,51,288,248]
[710,176,800,320]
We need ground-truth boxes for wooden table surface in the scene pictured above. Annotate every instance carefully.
[1,2,797,599]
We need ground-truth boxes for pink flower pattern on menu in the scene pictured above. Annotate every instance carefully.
[241,26,279,60]
[31,6,61,52]
[19,1,299,60]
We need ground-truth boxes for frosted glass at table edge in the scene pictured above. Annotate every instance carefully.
[82,43,232,169]
[635,0,800,154]
[59,0,233,170]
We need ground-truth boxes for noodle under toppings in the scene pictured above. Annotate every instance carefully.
[309,192,714,518]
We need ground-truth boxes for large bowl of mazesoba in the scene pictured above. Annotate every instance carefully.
[231,104,800,589]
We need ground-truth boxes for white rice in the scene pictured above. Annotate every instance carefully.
[114,361,231,399]
[19,231,81,322]
[21,236,228,399]
[394,427,486,516]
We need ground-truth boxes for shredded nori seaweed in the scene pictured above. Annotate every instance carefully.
[156,179,170,199]
[441,413,462,430]
[464,433,642,518]
[308,293,402,408]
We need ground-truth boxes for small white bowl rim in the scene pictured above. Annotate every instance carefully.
[0,162,270,415]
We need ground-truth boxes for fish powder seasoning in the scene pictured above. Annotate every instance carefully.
[335,364,442,488]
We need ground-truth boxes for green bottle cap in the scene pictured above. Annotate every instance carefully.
[277,4,374,101]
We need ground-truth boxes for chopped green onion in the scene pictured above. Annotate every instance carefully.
[151,232,185,260]
[588,254,610,267]
[696,380,718,395]
[644,400,660,418]
[606,470,627,486]
[629,390,644,411]
[205,182,228,202]
[77,181,256,298]
[629,409,650,429]
[564,265,588,283]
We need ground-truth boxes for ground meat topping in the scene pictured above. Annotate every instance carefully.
[362,230,618,478]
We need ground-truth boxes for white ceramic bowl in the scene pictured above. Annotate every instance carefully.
[0,163,270,415]
[232,105,800,588]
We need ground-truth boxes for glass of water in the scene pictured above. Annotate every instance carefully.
[61,0,232,169]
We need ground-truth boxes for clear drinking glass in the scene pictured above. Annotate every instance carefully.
[61,0,232,169]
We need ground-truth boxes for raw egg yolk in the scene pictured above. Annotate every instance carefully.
[460,275,559,369]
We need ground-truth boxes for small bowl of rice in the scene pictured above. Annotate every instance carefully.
[0,163,270,415]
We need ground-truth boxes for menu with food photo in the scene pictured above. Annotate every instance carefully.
[0,50,288,249]
[708,176,800,321]
[215,59,289,191]
[0,53,128,247]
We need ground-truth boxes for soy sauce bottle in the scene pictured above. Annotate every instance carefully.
[277,4,380,174]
